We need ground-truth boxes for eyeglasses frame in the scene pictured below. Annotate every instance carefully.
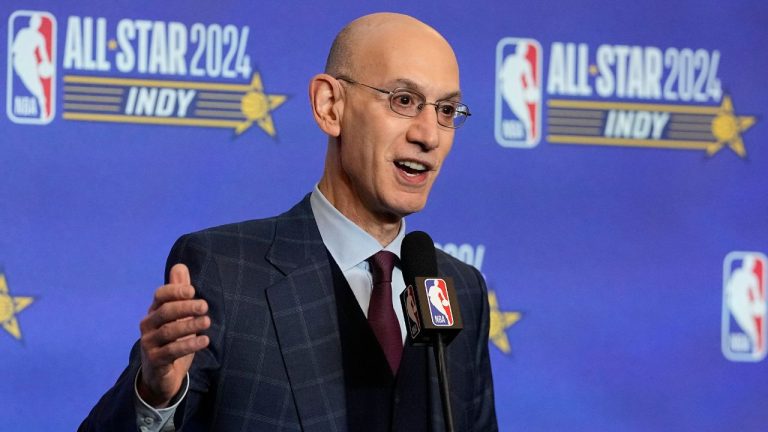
[335,76,471,129]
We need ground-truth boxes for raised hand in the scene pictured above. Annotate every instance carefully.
[137,263,211,407]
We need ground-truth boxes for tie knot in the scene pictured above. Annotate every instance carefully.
[368,250,397,284]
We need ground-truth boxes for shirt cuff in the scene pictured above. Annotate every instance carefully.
[134,369,189,432]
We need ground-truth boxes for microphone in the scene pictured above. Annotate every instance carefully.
[400,231,463,345]
[399,231,462,432]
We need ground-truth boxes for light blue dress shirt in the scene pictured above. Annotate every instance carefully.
[310,184,408,342]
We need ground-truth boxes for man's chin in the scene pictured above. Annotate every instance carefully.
[387,198,428,219]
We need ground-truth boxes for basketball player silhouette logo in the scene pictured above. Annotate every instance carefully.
[426,278,453,326]
[8,11,56,124]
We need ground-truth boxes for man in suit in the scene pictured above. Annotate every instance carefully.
[81,12,497,431]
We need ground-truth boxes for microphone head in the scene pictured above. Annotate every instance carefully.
[399,230,463,344]
[401,231,438,286]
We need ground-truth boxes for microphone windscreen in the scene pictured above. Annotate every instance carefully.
[401,231,438,287]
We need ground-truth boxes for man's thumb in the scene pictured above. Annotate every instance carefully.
[169,263,191,285]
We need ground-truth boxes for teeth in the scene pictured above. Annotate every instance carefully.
[397,160,427,171]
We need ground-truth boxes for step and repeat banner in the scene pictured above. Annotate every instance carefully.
[2,1,766,430]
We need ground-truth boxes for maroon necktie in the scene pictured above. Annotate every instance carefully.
[367,251,403,374]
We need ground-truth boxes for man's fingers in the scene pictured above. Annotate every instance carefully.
[143,335,210,365]
[142,315,211,348]
[149,282,196,312]
[141,299,208,332]
[147,264,194,311]
[169,263,191,285]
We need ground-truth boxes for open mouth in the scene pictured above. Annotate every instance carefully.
[395,160,430,177]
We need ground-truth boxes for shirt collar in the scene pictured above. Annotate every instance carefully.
[310,184,405,272]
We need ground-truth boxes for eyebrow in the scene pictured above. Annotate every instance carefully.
[389,78,463,101]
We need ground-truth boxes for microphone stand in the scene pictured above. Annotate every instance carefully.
[434,332,455,432]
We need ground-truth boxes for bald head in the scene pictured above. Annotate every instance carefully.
[310,13,462,241]
[324,13,457,79]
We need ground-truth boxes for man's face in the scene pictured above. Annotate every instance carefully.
[334,24,460,222]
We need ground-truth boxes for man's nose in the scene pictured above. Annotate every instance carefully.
[406,104,440,151]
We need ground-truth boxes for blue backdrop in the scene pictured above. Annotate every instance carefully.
[2,1,766,430]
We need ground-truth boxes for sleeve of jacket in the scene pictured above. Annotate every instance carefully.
[468,265,498,431]
[78,233,225,432]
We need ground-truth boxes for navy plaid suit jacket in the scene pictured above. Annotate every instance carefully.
[80,195,497,431]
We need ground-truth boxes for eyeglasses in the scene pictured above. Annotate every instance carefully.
[336,76,471,129]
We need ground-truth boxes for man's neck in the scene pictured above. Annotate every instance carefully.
[317,181,401,247]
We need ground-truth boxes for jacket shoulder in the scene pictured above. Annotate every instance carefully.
[173,194,315,258]
[436,248,483,282]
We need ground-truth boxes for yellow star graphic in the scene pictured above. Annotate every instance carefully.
[707,95,756,158]
[237,72,287,137]
[488,290,521,354]
[0,272,34,341]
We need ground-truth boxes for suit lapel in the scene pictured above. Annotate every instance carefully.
[264,196,347,432]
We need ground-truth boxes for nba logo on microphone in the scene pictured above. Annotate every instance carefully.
[722,251,767,362]
[425,278,454,326]
[495,37,542,148]
[7,10,57,125]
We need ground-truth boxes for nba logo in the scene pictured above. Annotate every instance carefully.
[7,10,56,125]
[425,278,453,327]
[722,251,767,362]
[495,37,542,148]
[404,285,422,338]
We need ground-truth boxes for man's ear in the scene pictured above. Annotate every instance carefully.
[309,73,343,137]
